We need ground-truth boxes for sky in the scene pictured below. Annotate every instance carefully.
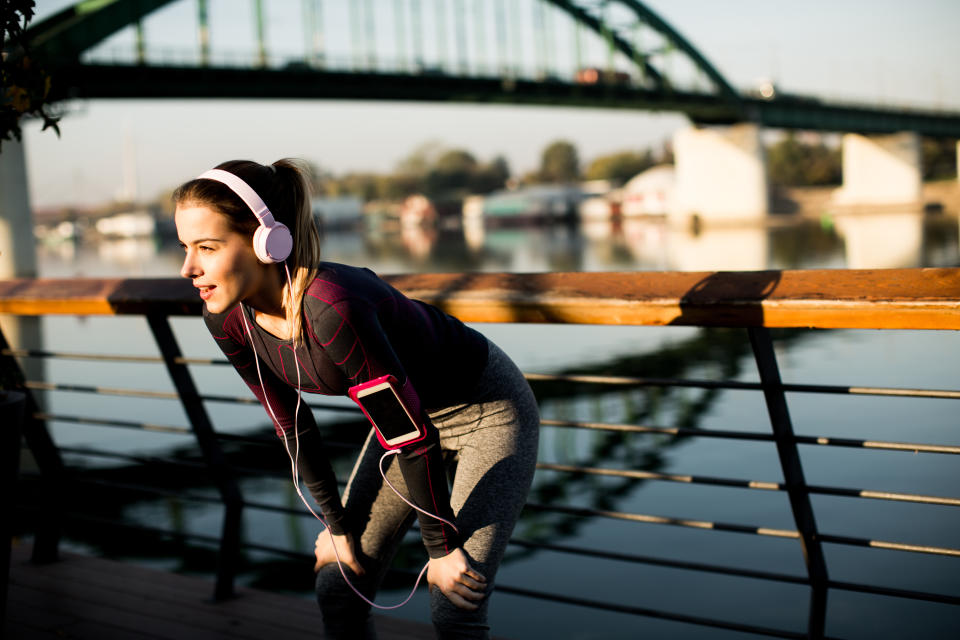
[18,0,960,209]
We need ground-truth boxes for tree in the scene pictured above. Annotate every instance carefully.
[470,155,510,194]
[394,140,446,176]
[766,133,841,186]
[300,159,334,196]
[539,140,580,183]
[584,150,655,184]
[381,172,424,200]
[922,137,958,180]
[1,0,60,152]
[331,172,382,201]
[425,149,477,196]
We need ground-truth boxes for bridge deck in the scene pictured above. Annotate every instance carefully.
[6,544,437,640]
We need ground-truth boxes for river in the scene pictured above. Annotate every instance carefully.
[22,210,960,639]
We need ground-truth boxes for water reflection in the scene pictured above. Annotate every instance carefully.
[36,210,958,278]
[665,224,770,271]
[832,211,924,269]
[324,212,957,274]
[96,237,159,271]
[38,236,174,277]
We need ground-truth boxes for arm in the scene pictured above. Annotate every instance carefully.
[312,298,461,557]
[203,307,349,533]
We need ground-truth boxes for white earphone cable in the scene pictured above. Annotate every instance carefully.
[239,263,454,610]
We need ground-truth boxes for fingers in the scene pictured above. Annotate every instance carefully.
[345,557,365,576]
[446,591,480,611]
[442,580,486,610]
[313,531,365,575]
[426,549,491,610]
[441,570,488,610]
[458,572,486,594]
[464,568,487,586]
[313,536,329,572]
[457,584,486,602]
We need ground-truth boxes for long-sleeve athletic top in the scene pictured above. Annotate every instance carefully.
[203,262,489,558]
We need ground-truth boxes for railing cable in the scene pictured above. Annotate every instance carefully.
[523,503,960,558]
[525,371,960,400]
[10,349,959,399]
[536,462,960,507]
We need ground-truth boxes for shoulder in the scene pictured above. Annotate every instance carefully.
[301,263,386,340]
[303,262,387,309]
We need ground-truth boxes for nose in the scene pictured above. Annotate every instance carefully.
[180,249,199,279]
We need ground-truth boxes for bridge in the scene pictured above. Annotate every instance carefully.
[20,0,960,137]
[6,0,958,226]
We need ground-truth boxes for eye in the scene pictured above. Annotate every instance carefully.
[198,245,215,253]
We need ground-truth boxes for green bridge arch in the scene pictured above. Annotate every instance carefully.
[15,0,960,136]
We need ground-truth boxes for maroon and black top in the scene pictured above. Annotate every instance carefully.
[203,262,489,557]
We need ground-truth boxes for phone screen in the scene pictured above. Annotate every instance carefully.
[357,385,421,443]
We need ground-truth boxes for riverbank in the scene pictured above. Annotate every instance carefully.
[776,179,960,217]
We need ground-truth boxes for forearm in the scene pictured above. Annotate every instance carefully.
[396,427,460,558]
[280,426,349,534]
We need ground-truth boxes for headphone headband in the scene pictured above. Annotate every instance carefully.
[197,169,277,226]
[196,167,292,263]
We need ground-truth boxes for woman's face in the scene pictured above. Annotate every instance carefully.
[175,204,266,314]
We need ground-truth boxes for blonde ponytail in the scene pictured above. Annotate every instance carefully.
[273,159,323,348]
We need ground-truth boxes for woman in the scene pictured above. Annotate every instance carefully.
[174,158,539,639]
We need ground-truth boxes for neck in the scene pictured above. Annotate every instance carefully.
[246,264,289,320]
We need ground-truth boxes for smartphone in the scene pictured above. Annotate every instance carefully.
[349,375,426,449]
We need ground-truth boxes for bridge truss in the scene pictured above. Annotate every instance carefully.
[16,0,960,136]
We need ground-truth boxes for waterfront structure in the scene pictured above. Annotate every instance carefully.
[311,195,363,231]
[621,164,676,218]
[3,0,958,232]
[93,211,156,239]
[478,184,583,226]
[2,269,958,637]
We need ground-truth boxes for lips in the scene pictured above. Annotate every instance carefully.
[196,284,216,301]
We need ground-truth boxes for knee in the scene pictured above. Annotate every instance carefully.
[315,565,376,639]
[315,563,345,597]
[431,587,491,640]
[316,564,370,616]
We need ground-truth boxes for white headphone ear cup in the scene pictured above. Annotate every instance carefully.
[253,223,293,263]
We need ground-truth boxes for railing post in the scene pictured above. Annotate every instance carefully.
[1,388,25,632]
[146,314,243,601]
[0,325,64,565]
[747,327,828,639]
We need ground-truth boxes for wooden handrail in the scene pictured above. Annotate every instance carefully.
[0,268,958,330]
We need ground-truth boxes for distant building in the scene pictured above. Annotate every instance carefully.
[621,165,675,217]
[578,191,621,221]
[311,196,363,230]
[472,184,582,226]
[575,67,631,85]
[398,194,437,227]
[94,211,155,238]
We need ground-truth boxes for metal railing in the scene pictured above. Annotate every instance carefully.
[2,268,959,639]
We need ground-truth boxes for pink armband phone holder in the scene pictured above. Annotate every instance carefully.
[348,374,427,449]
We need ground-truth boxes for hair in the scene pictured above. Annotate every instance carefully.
[173,158,322,346]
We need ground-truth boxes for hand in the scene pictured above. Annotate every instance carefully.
[426,548,487,610]
[314,531,365,576]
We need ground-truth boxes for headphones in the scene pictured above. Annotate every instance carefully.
[197,168,293,264]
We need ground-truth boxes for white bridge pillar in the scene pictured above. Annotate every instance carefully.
[833,132,922,207]
[671,123,768,226]
[0,139,37,279]
[0,139,43,379]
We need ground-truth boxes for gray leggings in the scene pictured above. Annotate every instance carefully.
[315,341,540,639]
